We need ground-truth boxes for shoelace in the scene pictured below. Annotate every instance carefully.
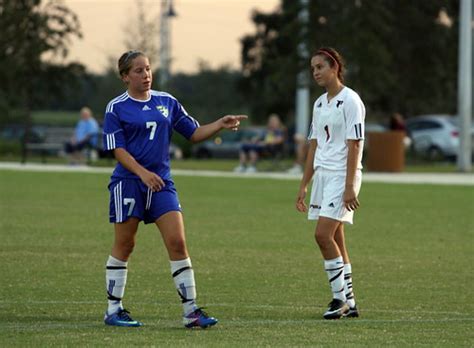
[193,307,209,317]
[327,300,340,310]
[117,309,133,321]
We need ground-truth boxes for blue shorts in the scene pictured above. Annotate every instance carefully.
[108,179,181,224]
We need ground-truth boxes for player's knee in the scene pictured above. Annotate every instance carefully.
[117,239,135,257]
[167,237,187,256]
[315,231,330,249]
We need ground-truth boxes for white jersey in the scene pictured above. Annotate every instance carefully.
[308,86,365,171]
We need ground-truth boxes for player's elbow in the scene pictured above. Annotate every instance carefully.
[189,129,202,143]
[189,134,200,143]
[348,139,362,151]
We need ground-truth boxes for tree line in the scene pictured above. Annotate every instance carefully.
[240,0,460,125]
[0,0,460,130]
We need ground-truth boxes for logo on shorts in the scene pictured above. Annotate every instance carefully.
[328,202,335,208]
[157,105,169,117]
[310,204,321,209]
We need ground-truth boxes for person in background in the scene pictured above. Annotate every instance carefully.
[389,112,407,132]
[287,131,309,175]
[389,112,412,148]
[102,50,247,328]
[234,113,285,173]
[64,106,99,164]
[296,47,365,320]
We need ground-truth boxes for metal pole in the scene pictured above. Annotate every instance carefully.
[295,0,310,138]
[457,0,472,172]
[159,0,174,89]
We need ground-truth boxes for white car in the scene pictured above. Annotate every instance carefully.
[406,114,473,160]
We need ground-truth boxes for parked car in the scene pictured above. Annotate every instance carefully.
[406,114,473,160]
[192,127,265,158]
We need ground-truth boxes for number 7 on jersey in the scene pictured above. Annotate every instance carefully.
[146,121,157,140]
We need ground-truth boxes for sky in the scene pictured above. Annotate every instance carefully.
[61,0,280,74]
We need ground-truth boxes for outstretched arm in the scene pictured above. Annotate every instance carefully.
[190,115,248,143]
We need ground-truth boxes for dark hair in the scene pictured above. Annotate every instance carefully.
[313,47,345,83]
[118,50,146,76]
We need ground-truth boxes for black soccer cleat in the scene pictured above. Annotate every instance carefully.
[343,304,359,318]
[323,299,349,320]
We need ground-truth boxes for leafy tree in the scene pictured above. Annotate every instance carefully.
[386,0,459,116]
[0,0,82,132]
[169,61,249,124]
[240,0,459,125]
[122,0,159,61]
[167,61,250,155]
[240,3,299,124]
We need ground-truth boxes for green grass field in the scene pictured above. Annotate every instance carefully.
[1,170,473,346]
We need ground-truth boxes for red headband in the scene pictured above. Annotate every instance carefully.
[317,50,339,70]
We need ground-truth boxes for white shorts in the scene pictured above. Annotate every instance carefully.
[308,167,362,224]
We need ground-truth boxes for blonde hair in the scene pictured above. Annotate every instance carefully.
[80,106,92,117]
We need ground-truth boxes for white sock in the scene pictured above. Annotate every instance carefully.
[344,263,356,308]
[324,256,346,302]
[170,258,197,316]
[105,255,128,315]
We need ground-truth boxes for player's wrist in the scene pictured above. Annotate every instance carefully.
[218,116,226,128]
[136,167,149,178]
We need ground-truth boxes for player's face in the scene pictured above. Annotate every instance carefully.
[123,56,152,95]
[311,55,337,88]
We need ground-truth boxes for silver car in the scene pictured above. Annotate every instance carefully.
[406,114,473,160]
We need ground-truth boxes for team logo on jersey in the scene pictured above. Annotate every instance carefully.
[336,100,343,108]
[142,105,151,111]
[317,102,322,108]
[156,105,169,117]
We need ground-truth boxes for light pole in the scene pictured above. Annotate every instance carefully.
[159,0,177,89]
[295,0,311,142]
[457,0,472,172]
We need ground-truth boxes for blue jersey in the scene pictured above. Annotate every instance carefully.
[103,90,199,182]
[75,118,99,146]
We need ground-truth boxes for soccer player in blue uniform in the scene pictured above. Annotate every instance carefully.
[102,50,247,328]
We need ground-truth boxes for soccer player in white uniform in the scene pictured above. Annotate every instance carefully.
[102,50,247,328]
[296,47,365,319]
